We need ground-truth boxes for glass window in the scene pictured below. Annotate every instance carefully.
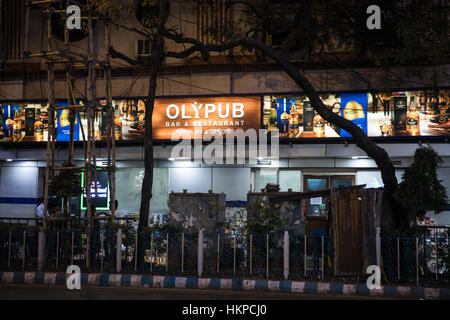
[115,167,168,216]
[254,169,278,192]
[332,178,353,189]
[307,178,327,191]
[279,170,301,192]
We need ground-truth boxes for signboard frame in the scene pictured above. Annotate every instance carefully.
[80,170,110,211]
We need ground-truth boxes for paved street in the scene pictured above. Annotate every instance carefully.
[0,284,411,300]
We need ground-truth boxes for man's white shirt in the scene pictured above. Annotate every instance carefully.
[35,203,48,218]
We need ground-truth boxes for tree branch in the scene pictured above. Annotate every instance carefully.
[245,38,398,193]
[109,47,162,66]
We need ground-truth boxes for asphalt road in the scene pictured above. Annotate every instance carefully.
[0,284,410,300]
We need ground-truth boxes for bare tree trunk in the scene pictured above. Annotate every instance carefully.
[137,66,157,269]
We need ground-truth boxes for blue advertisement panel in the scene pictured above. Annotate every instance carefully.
[56,102,80,141]
[2,105,19,139]
[276,98,292,134]
[340,93,368,137]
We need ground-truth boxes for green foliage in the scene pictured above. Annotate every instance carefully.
[48,162,83,199]
[213,0,448,72]
[395,147,448,213]
[246,200,292,234]
[89,0,123,20]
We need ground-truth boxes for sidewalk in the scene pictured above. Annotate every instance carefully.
[1,271,449,300]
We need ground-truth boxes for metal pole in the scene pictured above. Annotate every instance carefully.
[217,233,220,274]
[376,227,381,268]
[198,230,204,277]
[266,234,269,279]
[233,234,236,276]
[38,231,44,271]
[304,234,307,277]
[416,237,419,286]
[166,233,169,273]
[101,231,104,272]
[134,232,138,272]
[397,237,400,280]
[116,229,122,273]
[181,233,184,273]
[22,231,26,271]
[249,234,252,275]
[284,231,289,280]
[56,231,59,269]
[87,234,91,269]
[150,232,154,273]
[321,236,324,280]
[71,231,74,265]
[8,230,11,268]
[435,231,438,280]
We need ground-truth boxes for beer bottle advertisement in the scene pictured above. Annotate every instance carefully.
[2,105,18,138]
[56,101,80,141]
[340,93,368,137]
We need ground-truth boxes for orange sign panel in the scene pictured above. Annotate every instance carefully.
[152,96,261,140]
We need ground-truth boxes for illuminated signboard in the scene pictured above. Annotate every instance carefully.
[80,170,110,211]
[263,89,450,139]
[150,96,261,140]
[1,90,449,142]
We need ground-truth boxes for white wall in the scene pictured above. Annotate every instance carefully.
[279,170,301,192]
[356,168,450,225]
[0,166,39,218]
[427,211,450,225]
[212,168,250,201]
[115,168,169,215]
[169,167,212,193]
[356,169,405,188]
[254,168,278,192]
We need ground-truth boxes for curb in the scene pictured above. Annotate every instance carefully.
[1,271,449,299]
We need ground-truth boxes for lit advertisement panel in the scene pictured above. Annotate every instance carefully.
[263,89,450,139]
[0,90,449,142]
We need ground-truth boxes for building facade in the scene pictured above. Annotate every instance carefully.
[1,0,449,225]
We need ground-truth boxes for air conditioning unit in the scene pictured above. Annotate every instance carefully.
[135,39,152,57]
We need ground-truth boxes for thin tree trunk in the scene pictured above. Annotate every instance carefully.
[137,66,157,269]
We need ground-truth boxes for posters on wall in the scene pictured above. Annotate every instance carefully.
[263,89,450,139]
[0,90,449,142]
[340,93,368,137]
[1,105,19,140]
[56,102,80,141]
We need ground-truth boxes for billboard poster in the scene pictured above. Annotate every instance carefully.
[276,98,291,134]
[1,105,18,140]
[340,93,368,137]
[56,102,80,141]
[149,96,261,140]
[263,89,450,139]
[0,90,449,143]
